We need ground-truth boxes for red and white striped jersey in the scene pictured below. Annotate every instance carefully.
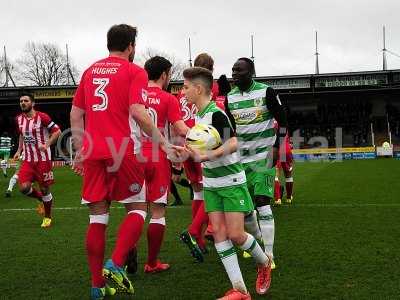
[16,111,59,162]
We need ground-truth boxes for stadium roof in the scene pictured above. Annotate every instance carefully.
[1,69,400,104]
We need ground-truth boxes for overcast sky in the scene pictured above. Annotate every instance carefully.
[2,0,400,79]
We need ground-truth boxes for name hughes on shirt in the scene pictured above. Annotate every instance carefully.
[91,67,118,75]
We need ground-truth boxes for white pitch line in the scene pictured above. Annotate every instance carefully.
[294,203,400,207]
[0,207,87,212]
[0,206,183,213]
[1,203,399,213]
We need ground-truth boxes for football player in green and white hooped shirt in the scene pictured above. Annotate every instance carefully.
[0,132,13,177]
[225,58,288,269]
[182,67,272,299]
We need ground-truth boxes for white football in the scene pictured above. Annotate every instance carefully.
[186,124,222,151]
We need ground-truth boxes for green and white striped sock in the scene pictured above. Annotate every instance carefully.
[215,240,247,293]
[258,205,275,258]
[239,233,268,265]
[244,210,262,240]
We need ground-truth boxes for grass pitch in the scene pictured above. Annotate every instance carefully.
[0,159,399,299]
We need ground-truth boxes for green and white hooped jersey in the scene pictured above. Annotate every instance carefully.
[0,136,12,151]
[227,81,276,167]
[196,101,247,190]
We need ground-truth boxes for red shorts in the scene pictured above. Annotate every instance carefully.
[143,149,170,204]
[81,155,145,204]
[276,149,293,174]
[183,158,202,184]
[19,160,54,187]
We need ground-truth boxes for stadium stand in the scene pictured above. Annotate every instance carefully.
[1,69,400,155]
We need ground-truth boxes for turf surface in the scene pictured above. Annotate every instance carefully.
[0,159,399,299]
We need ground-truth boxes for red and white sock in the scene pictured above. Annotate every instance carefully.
[86,214,108,288]
[189,201,208,249]
[111,210,146,267]
[42,193,53,218]
[191,191,203,219]
[285,177,293,198]
[147,217,166,267]
[26,187,43,200]
[274,178,281,200]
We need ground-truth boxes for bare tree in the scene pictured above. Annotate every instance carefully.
[17,42,79,86]
[136,47,186,80]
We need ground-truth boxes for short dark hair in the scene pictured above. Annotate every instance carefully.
[238,57,255,76]
[194,53,214,71]
[107,24,137,52]
[144,56,172,81]
[183,67,213,95]
[20,91,34,102]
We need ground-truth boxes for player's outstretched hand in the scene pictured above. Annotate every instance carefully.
[185,144,207,162]
[165,144,188,163]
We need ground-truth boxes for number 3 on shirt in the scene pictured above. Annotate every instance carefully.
[92,78,110,111]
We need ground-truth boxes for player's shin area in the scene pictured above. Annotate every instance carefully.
[209,212,249,248]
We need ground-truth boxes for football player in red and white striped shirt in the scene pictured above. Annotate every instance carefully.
[14,93,61,228]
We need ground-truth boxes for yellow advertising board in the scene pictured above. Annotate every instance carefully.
[293,147,375,154]
[32,88,76,99]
